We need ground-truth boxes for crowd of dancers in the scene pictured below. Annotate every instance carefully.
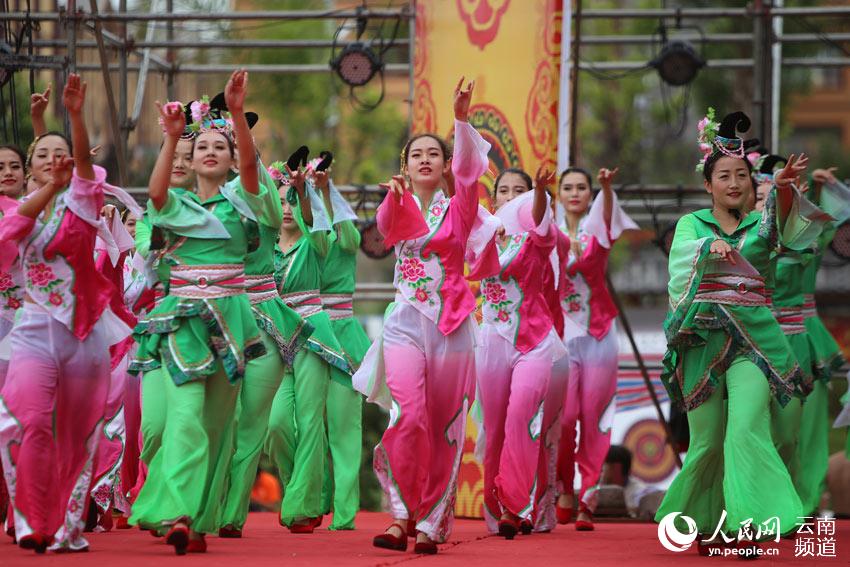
[0,71,847,559]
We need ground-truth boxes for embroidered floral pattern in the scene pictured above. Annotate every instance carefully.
[0,271,22,311]
[27,262,63,291]
[398,254,435,305]
[482,280,514,324]
[0,272,12,292]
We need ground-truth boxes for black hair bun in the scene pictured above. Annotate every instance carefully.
[316,151,334,172]
[209,92,259,129]
[287,146,310,171]
[760,154,787,175]
[718,111,751,138]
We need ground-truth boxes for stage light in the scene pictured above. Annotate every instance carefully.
[650,40,704,87]
[331,42,382,87]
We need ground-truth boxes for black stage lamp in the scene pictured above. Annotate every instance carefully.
[331,42,382,87]
[650,40,705,87]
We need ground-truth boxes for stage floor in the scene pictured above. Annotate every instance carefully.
[2,512,846,566]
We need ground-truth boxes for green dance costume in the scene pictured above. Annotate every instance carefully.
[265,187,350,527]
[130,184,266,534]
[656,181,825,536]
[319,181,369,530]
[220,169,313,532]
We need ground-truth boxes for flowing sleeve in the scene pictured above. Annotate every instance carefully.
[666,215,713,331]
[762,184,832,252]
[148,190,231,239]
[291,190,329,258]
[335,219,361,254]
[0,210,34,273]
[234,160,283,229]
[135,212,153,258]
[817,180,850,248]
[65,166,106,222]
[305,181,332,232]
[451,119,491,231]
[464,204,502,281]
[583,190,639,249]
[375,190,428,248]
[328,180,359,225]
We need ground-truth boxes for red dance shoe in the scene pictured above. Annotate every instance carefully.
[373,522,408,552]
[574,505,594,531]
[556,504,573,525]
[165,524,190,556]
[219,525,243,538]
[520,520,533,535]
[407,518,416,538]
[115,516,131,530]
[288,519,316,534]
[187,534,207,553]
[498,516,520,540]
[311,515,324,528]
[18,532,51,554]
[413,532,438,555]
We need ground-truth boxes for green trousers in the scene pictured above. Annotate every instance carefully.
[656,356,802,534]
[266,349,329,525]
[771,397,802,491]
[130,365,239,533]
[139,368,166,465]
[795,380,829,514]
[221,331,287,530]
[322,376,362,530]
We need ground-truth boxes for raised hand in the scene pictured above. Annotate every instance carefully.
[101,204,117,223]
[710,239,736,264]
[156,101,186,138]
[597,167,619,191]
[453,76,475,122]
[534,165,556,191]
[775,153,809,188]
[49,154,74,189]
[225,69,249,113]
[312,169,330,191]
[379,174,407,201]
[62,74,87,114]
[31,84,51,118]
[812,167,838,186]
[285,163,306,193]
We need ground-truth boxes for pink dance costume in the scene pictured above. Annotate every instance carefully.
[532,230,571,532]
[353,120,495,543]
[556,192,637,513]
[0,166,134,551]
[475,191,566,533]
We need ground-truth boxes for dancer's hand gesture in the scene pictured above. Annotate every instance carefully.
[597,167,619,191]
[775,154,809,189]
[156,101,186,138]
[710,239,736,264]
[312,170,330,191]
[62,74,87,115]
[225,69,249,113]
[49,154,74,189]
[379,175,407,201]
[31,85,51,118]
[812,167,838,186]
[534,165,556,192]
[454,77,475,122]
[286,163,306,193]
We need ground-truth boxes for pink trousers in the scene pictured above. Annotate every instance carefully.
[533,353,570,532]
[557,325,618,511]
[90,355,130,516]
[376,303,476,543]
[477,327,550,533]
[120,372,142,508]
[0,307,109,551]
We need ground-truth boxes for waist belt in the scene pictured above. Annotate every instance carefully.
[169,264,245,299]
[322,293,354,320]
[245,274,278,305]
[773,306,806,335]
[695,274,767,307]
[802,293,817,318]
[280,289,322,318]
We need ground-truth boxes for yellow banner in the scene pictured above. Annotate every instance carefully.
[413,0,566,519]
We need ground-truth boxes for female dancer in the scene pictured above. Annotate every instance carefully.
[0,75,130,553]
[0,145,26,199]
[266,157,349,533]
[555,166,637,530]
[314,162,370,531]
[129,70,266,554]
[795,167,850,514]
[476,167,566,538]
[218,145,313,538]
[656,110,816,554]
[353,78,491,554]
